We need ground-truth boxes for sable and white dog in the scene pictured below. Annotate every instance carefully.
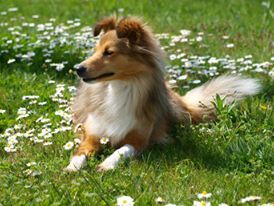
[64,16,260,172]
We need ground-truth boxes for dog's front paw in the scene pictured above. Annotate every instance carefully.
[64,155,87,172]
[96,161,116,172]
[96,164,114,172]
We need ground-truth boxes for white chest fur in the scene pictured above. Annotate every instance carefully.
[85,80,142,145]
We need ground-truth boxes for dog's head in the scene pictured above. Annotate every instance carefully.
[76,16,163,83]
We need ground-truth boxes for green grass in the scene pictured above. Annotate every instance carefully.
[0,0,273,205]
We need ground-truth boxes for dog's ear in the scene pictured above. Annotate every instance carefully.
[116,17,147,45]
[94,16,117,36]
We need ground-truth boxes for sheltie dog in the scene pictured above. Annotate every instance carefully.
[64,16,260,172]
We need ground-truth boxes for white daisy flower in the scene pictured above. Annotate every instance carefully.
[168,79,177,85]
[26,162,37,167]
[193,200,211,206]
[184,61,192,68]
[43,141,53,146]
[38,102,47,106]
[169,54,177,61]
[100,137,109,145]
[197,191,212,199]
[32,15,39,19]
[29,100,37,105]
[48,80,55,84]
[196,36,203,42]
[7,59,16,64]
[180,29,191,36]
[63,141,74,150]
[192,79,201,84]
[239,196,262,203]
[226,43,234,48]
[4,146,17,153]
[22,95,39,100]
[23,169,33,176]
[155,196,165,203]
[117,196,134,206]
[8,7,18,12]
[31,170,42,177]
[178,75,188,80]
[0,109,6,114]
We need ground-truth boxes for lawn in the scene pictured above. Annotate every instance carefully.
[0,0,273,205]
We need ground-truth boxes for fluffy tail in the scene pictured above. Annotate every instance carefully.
[181,75,261,123]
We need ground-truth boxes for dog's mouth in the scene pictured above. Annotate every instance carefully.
[82,72,115,83]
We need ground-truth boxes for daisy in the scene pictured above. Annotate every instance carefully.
[117,196,134,206]
[8,8,18,12]
[180,29,191,36]
[169,54,177,61]
[192,79,201,84]
[43,141,53,146]
[226,43,234,48]
[63,141,74,150]
[193,200,211,206]
[23,169,33,176]
[48,80,55,84]
[168,79,177,85]
[222,35,229,40]
[178,74,188,80]
[100,137,110,145]
[197,191,212,199]
[38,102,47,106]
[31,170,42,177]
[22,95,39,100]
[239,196,262,203]
[4,146,17,153]
[26,162,37,167]
[0,109,6,114]
[7,59,16,64]
[196,36,203,42]
[155,196,165,204]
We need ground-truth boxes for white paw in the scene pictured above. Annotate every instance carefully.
[97,145,135,172]
[64,155,87,172]
[97,153,120,172]
[97,162,115,172]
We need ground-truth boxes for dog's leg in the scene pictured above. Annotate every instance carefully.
[64,134,100,172]
[97,131,148,172]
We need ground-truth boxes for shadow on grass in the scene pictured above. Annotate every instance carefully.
[139,124,229,171]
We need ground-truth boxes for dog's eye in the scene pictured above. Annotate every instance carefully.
[103,50,114,57]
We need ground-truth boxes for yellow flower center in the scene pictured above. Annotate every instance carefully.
[201,201,206,206]
[202,191,207,195]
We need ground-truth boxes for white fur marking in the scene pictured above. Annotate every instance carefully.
[64,154,87,172]
[97,144,135,171]
[85,80,144,145]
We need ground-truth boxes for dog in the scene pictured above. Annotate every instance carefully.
[64,16,260,172]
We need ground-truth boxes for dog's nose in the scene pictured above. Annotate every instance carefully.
[76,66,87,76]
